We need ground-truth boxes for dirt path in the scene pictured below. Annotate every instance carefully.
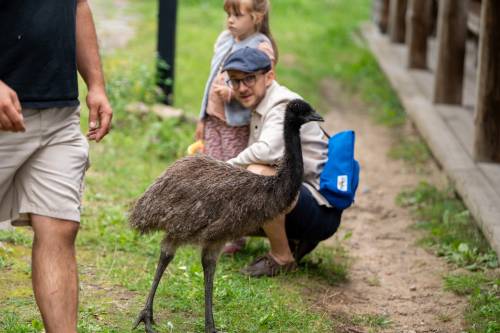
[91,0,136,53]
[318,79,467,333]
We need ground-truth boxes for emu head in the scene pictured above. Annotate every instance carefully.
[285,99,324,127]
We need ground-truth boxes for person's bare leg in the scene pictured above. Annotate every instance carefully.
[262,214,295,264]
[247,164,295,264]
[31,215,79,333]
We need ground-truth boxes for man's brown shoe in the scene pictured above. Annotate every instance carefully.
[240,254,297,277]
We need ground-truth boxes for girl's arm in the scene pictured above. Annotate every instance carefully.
[257,41,275,64]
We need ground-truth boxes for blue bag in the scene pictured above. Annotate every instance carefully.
[319,130,360,209]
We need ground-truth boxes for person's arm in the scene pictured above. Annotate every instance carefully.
[76,0,112,142]
[213,73,232,102]
[257,41,275,65]
[0,80,24,132]
[195,119,205,141]
[227,103,286,167]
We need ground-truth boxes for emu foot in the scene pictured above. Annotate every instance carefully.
[133,308,156,333]
[205,322,219,333]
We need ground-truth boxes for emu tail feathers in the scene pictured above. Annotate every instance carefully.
[128,196,156,234]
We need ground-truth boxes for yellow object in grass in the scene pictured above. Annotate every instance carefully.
[187,140,205,155]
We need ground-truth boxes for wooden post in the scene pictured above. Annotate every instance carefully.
[389,0,408,43]
[406,0,430,69]
[433,0,467,104]
[373,0,390,33]
[428,0,439,38]
[157,0,177,105]
[473,0,500,162]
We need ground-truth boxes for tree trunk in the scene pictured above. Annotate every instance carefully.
[473,0,500,162]
[373,0,391,33]
[389,0,408,43]
[406,0,431,69]
[433,0,468,104]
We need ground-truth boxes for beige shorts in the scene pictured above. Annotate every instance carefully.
[0,106,89,226]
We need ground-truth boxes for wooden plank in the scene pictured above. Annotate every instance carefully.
[433,0,467,104]
[406,0,431,69]
[411,59,476,155]
[478,163,500,198]
[371,30,477,162]
[424,38,478,108]
[388,0,408,43]
[362,23,500,257]
[363,25,474,172]
[411,67,434,100]
[463,41,479,108]
[436,105,474,157]
[401,94,475,172]
[473,0,500,162]
[450,168,500,257]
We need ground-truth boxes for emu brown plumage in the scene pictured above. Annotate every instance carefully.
[130,99,323,333]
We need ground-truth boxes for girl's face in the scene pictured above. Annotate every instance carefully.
[226,5,257,41]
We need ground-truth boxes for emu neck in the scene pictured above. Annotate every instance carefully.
[276,119,304,202]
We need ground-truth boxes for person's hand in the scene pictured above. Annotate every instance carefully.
[195,120,205,141]
[213,84,232,103]
[86,88,112,142]
[0,80,25,132]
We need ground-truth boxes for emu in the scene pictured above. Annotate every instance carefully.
[130,99,323,333]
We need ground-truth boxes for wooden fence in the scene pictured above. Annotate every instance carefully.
[373,0,499,163]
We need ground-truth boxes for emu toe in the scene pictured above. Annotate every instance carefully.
[133,308,156,333]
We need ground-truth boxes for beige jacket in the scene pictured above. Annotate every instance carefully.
[227,81,331,206]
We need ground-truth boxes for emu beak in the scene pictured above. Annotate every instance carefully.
[306,112,324,122]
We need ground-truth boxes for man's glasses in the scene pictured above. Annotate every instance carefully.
[226,73,259,89]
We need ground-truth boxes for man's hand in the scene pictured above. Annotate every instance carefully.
[0,80,25,132]
[86,88,112,142]
[76,0,112,142]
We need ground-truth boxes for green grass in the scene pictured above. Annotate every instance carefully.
[397,182,498,271]
[0,0,412,331]
[388,136,432,171]
[397,182,498,270]
[329,311,392,333]
[397,182,499,332]
[444,272,500,333]
[352,313,392,331]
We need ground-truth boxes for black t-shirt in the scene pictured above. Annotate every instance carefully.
[0,0,79,109]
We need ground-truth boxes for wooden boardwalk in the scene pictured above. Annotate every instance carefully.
[362,23,500,256]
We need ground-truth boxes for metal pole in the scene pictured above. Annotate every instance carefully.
[157,0,177,105]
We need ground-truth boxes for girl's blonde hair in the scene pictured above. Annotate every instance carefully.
[223,0,279,63]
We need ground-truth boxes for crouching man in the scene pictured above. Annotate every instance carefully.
[222,47,343,277]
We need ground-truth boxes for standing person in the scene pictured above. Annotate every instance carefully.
[0,1,112,331]
[196,0,278,254]
[222,47,343,277]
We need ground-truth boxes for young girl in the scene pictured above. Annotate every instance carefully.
[196,0,278,254]
[196,0,278,161]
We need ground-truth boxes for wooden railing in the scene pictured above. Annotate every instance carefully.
[372,0,500,163]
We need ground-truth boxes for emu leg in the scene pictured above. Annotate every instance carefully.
[134,244,176,333]
[201,245,223,333]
